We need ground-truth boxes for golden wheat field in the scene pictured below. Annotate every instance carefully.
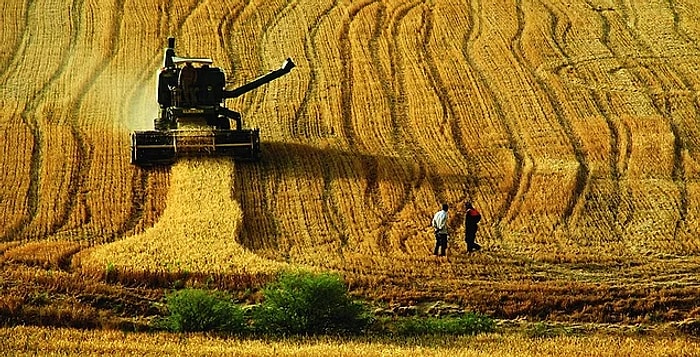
[3,0,700,351]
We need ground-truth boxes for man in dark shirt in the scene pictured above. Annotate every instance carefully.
[464,202,481,252]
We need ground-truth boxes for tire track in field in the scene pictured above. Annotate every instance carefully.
[229,0,294,255]
[421,4,478,203]
[217,1,247,77]
[338,3,363,149]
[339,1,384,204]
[223,0,278,84]
[387,0,440,199]
[225,0,286,253]
[251,0,300,257]
[361,2,385,214]
[542,2,625,241]
[290,0,337,138]
[46,0,89,236]
[370,2,418,254]
[337,1,420,256]
[8,0,80,239]
[221,0,290,129]
[239,159,283,252]
[162,0,211,50]
[376,0,432,255]
[667,0,700,149]
[0,0,30,80]
[0,0,36,240]
[464,0,527,237]
[204,0,249,106]
[589,4,634,179]
[114,167,149,238]
[245,0,296,121]
[666,0,700,50]
[337,1,385,254]
[513,0,590,230]
[654,0,700,239]
[368,1,413,255]
[320,158,351,254]
[220,0,253,79]
[667,0,700,188]
[594,5,636,228]
[54,0,129,238]
[613,1,690,241]
[300,0,352,252]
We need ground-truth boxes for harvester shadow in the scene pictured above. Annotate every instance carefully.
[233,141,471,257]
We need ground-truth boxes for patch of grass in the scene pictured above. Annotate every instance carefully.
[104,262,117,283]
[151,273,499,337]
[383,313,495,336]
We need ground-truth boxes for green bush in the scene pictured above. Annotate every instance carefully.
[160,288,245,333]
[252,271,372,335]
[393,313,495,336]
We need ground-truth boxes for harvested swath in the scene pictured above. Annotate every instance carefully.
[3,241,80,269]
[0,127,33,239]
[79,158,285,280]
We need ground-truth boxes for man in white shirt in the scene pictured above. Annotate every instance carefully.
[432,203,449,256]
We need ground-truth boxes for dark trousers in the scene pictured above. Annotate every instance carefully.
[465,227,480,252]
[434,233,448,256]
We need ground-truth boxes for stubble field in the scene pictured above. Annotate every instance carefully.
[3,0,700,353]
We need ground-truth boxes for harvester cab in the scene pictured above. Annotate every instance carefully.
[131,37,295,165]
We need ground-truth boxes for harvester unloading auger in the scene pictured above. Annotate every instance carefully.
[131,37,295,165]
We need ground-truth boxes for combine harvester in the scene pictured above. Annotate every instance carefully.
[131,37,295,165]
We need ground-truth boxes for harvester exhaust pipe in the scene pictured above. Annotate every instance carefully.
[163,37,176,68]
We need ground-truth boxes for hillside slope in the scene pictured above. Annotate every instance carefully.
[2,0,700,322]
